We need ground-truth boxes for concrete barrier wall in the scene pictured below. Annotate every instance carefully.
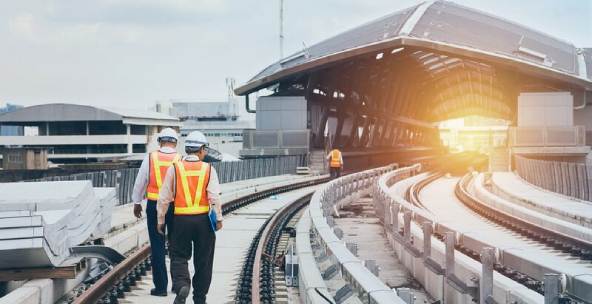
[515,155,592,201]
[303,164,408,304]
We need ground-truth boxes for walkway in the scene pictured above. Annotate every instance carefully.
[335,196,433,303]
[491,172,592,228]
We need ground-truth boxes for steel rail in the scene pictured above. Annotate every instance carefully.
[455,173,592,253]
[72,244,151,304]
[71,177,328,304]
[251,193,313,304]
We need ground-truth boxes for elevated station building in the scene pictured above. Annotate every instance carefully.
[235,0,592,169]
[0,103,181,164]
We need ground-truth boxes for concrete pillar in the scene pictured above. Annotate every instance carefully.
[422,222,432,262]
[445,232,455,279]
[404,211,412,242]
[86,121,90,135]
[480,248,494,304]
[126,124,132,154]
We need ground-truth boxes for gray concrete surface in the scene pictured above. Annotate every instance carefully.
[335,197,434,304]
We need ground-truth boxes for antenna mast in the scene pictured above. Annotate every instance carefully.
[279,0,284,59]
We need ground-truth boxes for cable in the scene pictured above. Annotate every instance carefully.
[315,287,335,304]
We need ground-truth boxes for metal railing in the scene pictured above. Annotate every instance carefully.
[509,125,586,147]
[24,156,306,205]
[242,129,310,149]
[515,155,592,201]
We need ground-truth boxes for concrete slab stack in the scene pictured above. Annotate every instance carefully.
[0,181,116,269]
[92,188,116,237]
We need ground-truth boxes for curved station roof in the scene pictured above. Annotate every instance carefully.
[236,1,591,122]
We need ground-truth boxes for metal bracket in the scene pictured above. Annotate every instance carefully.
[69,246,125,265]
[447,274,479,300]
[404,242,422,258]
[424,258,444,275]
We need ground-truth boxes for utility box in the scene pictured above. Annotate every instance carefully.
[517,92,573,127]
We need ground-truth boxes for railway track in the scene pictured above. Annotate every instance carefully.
[60,155,445,304]
[234,192,313,304]
[68,177,328,304]
[408,172,592,302]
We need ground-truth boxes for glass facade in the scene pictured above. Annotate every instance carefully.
[0,104,24,136]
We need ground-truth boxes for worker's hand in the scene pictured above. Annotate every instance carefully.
[157,223,165,235]
[133,204,143,219]
[216,221,223,231]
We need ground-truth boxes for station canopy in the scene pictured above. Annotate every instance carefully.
[235,1,591,122]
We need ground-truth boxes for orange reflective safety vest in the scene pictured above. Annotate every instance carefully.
[173,160,211,215]
[146,151,181,200]
[330,149,342,168]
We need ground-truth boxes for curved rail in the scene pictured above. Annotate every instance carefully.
[392,169,591,302]
[251,193,313,303]
[455,173,592,257]
[376,166,544,303]
[72,176,329,304]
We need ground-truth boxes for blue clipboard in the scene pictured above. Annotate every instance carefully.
[208,209,218,232]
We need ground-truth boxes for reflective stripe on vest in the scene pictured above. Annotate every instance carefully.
[174,161,211,215]
[147,151,181,200]
[330,150,341,168]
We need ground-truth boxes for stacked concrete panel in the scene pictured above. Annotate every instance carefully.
[92,188,116,237]
[0,181,116,269]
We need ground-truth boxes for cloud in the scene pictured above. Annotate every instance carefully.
[8,13,36,40]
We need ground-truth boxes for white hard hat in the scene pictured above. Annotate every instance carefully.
[158,128,178,142]
[185,131,208,148]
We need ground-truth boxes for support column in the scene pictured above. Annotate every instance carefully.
[333,109,346,148]
[359,117,373,148]
[86,121,90,135]
[313,107,330,148]
[344,114,360,148]
[126,124,132,154]
[369,119,384,147]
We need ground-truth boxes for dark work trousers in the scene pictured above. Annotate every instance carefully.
[146,199,174,291]
[170,213,216,304]
[330,167,341,179]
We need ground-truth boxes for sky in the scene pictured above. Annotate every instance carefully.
[1,0,591,109]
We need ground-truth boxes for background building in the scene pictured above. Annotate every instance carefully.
[0,103,181,164]
[153,98,255,158]
[439,116,509,152]
[0,104,24,136]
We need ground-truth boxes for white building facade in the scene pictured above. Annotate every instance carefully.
[0,103,181,163]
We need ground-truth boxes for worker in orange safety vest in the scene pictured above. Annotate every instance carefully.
[157,131,223,304]
[131,127,181,296]
[326,148,343,179]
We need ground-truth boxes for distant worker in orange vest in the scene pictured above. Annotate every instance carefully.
[157,131,223,304]
[132,127,181,297]
[326,148,343,179]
